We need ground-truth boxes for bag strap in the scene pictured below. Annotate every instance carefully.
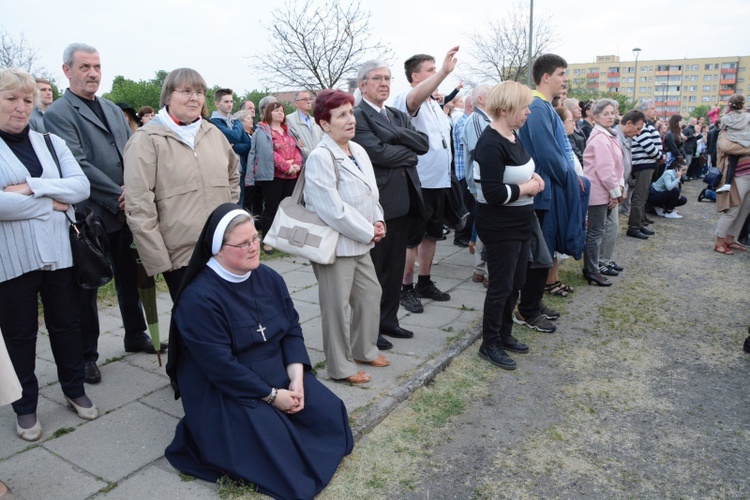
[291,146,341,205]
[43,133,77,225]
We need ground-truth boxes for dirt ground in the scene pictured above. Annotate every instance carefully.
[379,182,750,499]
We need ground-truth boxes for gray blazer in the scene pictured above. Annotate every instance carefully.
[304,134,384,257]
[286,111,323,160]
[44,89,133,232]
[29,108,46,133]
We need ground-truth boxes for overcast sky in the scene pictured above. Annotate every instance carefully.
[3,0,749,104]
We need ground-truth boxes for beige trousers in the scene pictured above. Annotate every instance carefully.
[313,254,382,379]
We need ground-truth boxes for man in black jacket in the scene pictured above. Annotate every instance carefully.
[353,60,429,349]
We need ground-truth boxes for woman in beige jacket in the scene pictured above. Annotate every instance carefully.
[124,68,239,298]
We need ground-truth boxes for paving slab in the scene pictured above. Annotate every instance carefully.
[98,462,215,499]
[44,401,178,483]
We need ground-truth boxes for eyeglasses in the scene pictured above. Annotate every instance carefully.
[174,89,206,98]
[224,235,261,251]
[295,97,312,102]
[367,76,392,83]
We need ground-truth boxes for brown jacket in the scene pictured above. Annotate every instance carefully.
[124,119,240,275]
[716,131,750,213]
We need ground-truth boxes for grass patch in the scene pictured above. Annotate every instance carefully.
[50,427,75,439]
[103,355,125,365]
[179,473,196,482]
[216,476,259,499]
[320,353,494,499]
[97,482,118,494]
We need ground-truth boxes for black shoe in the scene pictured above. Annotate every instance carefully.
[608,261,624,272]
[84,362,101,384]
[626,229,649,240]
[453,238,470,248]
[124,333,168,354]
[599,265,619,277]
[399,289,424,313]
[501,336,529,353]
[478,343,516,370]
[381,326,414,339]
[415,281,451,301]
[377,335,393,351]
[513,310,557,333]
[643,216,655,224]
[638,226,655,235]
[738,237,750,247]
[583,270,612,287]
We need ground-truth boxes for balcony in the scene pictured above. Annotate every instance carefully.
[607,72,620,77]
[721,67,738,74]
[719,89,735,96]
[606,81,619,87]
[720,79,736,85]
[666,101,681,106]
[587,72,599,78]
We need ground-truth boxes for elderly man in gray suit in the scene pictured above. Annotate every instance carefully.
[286,90,323,159]
[353,60,429,350]
[44,43,164,385]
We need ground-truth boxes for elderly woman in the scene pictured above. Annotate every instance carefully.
[564,98,587,165]
[474,81,544,371]
[303,89,387,383]
[232,108,258,213]
[0,68,97,441]
[248,101,303,253]
[582,99,624,286]
[165,204,353,499]
[123,68,240,298]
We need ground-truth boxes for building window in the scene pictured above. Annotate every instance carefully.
[639,87,646,93]
[690,75,698,81]
[688,85,697,92]
[712,96,717,101]
[713,85,718,91]
[639,76,646,82]
[688,96,697,102]
[740,67,746,72]
[574,69,580,75]
[691,64,699,71]
[702,96,710,102]
[704,75,712,81]
[714,74,719,80]
[715,64,719,70]
[641,66,648,72]
[705,63,712,70]
[648,76,653,82]
[702,85,711,91]
[721,62,738,69]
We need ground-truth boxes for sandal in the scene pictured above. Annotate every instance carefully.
[714,244,735,255]
[341,370,371,384]
[556,281,574,293]
[544,282,569,298]
[727,242,747,251]
[356,355,390,367]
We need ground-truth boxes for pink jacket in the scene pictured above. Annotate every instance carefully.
[583,125,624,206]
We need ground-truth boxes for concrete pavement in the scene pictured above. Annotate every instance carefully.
[0,238,486,499]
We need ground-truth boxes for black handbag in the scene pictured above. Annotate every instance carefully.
[43,134,113,289]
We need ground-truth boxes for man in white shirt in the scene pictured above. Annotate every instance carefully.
[393,46,459,312]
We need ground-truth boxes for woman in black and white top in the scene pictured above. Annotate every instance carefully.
[473,81,544,372]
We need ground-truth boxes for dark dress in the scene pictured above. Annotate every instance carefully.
[165,264,353,500]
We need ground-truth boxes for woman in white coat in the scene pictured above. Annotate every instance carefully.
[303,89,387,384]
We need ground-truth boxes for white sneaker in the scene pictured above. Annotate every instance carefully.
[664,211,683,219]
[654,207,665,217]
[715,184,731,193]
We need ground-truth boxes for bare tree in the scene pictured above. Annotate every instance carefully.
[0,28,50,78]
[252,0,393,92]
[462,3,558,86]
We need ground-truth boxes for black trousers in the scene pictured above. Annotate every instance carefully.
[370,215,410,331]
[163,267,188,302]
[257,178,297,234]
[455,177,475,242]
[0,268,85,415]
[80,224,147,363]
[483,238,529,345]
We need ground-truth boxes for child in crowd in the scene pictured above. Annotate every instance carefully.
[649,160,688,219]
[717,94,750,193]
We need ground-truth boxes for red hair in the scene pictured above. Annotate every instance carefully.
[314,89,355,126]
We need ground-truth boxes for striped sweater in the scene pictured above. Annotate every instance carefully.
[630,121,663,173]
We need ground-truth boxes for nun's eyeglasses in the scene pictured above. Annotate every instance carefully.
[224,235,261,251]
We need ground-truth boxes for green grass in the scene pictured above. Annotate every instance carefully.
[50,427,75,439]
[216,476,259,499]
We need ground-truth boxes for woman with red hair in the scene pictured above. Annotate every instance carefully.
[303,89,387,384]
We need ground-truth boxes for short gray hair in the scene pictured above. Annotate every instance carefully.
[564,98,579,113]
[160,68,207,108]
[293,90,310,101]
[592,98,617,116]
[63,43,97,67]
[357,60,391,82]
[637,100,654,112]
[471,85,491,108]
[233,110,252,121]
[258,95,277,115]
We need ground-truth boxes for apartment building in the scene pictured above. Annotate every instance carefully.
[567,54,750,119]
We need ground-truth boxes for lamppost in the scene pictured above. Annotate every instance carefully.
[632,47,641,107]
[527,0,534,87]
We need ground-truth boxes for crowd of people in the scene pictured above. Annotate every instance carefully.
[1,39,749,498]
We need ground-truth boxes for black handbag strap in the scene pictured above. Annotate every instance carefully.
[43,133,77,225]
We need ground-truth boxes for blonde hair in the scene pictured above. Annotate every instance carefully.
[0,68,38,100]
[485,81,533,119]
